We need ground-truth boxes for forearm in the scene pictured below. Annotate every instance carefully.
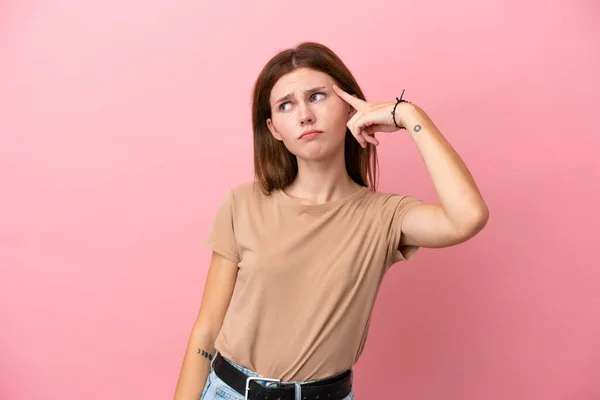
[400,103,489,232]
[173,328,217,400]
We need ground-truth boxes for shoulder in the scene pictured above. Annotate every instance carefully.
[362,189,420,209]
[228,181,274,206]
[360,190,422,225]
[229,181,260,197]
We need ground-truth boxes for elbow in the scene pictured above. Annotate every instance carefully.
[472,205,489,233]
[456,204,489,240]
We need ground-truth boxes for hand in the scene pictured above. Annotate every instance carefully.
[332,84,413,148]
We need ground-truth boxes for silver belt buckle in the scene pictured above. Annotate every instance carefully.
[245,376,281,400]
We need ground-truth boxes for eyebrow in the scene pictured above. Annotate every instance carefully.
[273,86,328,106]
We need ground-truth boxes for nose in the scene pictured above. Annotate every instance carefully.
[298,102,315,125]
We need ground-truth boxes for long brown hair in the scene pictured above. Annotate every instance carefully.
[252,42,378,195]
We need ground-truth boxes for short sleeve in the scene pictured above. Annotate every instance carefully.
[379,194,423,266]
[204,190,241,264]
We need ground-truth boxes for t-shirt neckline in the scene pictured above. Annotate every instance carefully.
[274,185,369,210]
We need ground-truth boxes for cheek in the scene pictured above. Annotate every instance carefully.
[271,116,295,141]
[279,125,298,144]
[326,109,350,138]
[322,102,349,126]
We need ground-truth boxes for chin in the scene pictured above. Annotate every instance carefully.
[298,152,330,162]
[296,144,343,163]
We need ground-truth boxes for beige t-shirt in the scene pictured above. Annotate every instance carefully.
[204,181,421,382]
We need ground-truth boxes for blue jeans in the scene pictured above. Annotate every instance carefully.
[201,350,355,400]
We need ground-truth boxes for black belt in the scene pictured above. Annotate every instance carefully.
[212,353,353,400]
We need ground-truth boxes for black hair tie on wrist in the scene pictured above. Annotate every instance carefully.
[391,89,409,129]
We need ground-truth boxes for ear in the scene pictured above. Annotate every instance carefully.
[266,118,283,141]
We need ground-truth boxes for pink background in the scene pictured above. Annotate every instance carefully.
[1,0,598,399]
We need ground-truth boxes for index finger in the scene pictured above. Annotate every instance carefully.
[332,84,365,110]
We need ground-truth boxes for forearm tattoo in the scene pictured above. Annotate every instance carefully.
[413,124,422,132]
[197,348,214,361]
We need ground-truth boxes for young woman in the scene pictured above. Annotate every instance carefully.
[174,42,489,400]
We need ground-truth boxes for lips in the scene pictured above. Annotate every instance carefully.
[299,129,323,140]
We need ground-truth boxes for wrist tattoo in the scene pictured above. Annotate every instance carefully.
[413,124,422,132]
[197,348,214,361]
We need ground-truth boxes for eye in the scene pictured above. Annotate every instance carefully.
[278,92,325,112]
[311,92,325,101]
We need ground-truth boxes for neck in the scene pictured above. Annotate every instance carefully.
[285,150,361,205]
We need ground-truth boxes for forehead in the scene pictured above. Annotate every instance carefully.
[270,68,335,102]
